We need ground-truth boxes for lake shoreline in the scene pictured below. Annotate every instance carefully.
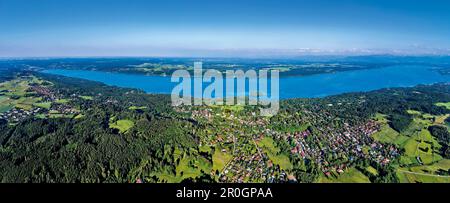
[42,65,450,99]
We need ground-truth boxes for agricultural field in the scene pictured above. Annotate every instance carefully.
[0,96,13,113]
[0,78,45,111]
[372,109,450,180]
[400,111,444,164]
[397,159,450,183]
[373,111,444,164]
[401,129,443,166]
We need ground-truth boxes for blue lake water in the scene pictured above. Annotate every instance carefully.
[43,65,450,99]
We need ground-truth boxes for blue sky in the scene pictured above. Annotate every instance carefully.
[1,0,450,57]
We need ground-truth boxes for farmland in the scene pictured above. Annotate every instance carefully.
[371,108,450,182]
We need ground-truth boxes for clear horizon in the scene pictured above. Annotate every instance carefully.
[1,0,450,57]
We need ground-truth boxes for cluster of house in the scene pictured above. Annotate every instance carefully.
[218,141,289,183]
[191,109,213,121]
[51,103,79,114]
[0,108,42,123]
[184,99,401,182]
[31,85,56,100]
[186,106,291,183]
[220,152,265,183]
[278,110,399,175]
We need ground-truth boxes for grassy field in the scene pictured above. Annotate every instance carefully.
[436,102,450,110]
[399,127,442,165]
[397,159,450,183]
[17,96,42,110]
[372,124,409,145]
[0,80,29,96]
[373,110,449,180]
[213,105,245,113]
[366,166,379,176]
[417,129,442,164]
[0,78,45,112]
[79,95,93,100]
[0,95,13,113]
[317,167,371,183]
[173,146,183,162]
[0,104,13,113]
[373,113,389,124]
[258,136,293,170]
[212,147,233,172]
[34,114,47,119]
[199,145,212,154]
[391,109,450,182]
[74,114,85,119]
[34,102,52,109]
[55,99,70,104]
[0,96,12,113]
[150,147,214,183]
[129,106,147,110]
[176,153,212,180]
[109,119,135,133]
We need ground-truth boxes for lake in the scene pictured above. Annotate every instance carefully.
[43,65,450,99]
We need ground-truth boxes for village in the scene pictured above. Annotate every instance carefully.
[183,98,401,182]
[0,77,82,124]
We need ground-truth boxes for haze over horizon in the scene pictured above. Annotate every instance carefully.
[1,0,450,57]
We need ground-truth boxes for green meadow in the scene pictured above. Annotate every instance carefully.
[151,147,214,183]
[0,78,46,112]
[34,102,52,109]
[175,152,212,179]
[372,109,450,182]
[258,136,293,170]
[79,95,93,100]
[109,119,135,133]
[128,106,147,110]
[55,99,70,104]
[397,159,450,183]
[317,167,370,183]
[212,147,233,172]
[436,102,450,110]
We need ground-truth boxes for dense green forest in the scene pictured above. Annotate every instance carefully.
[0,71,198,182]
